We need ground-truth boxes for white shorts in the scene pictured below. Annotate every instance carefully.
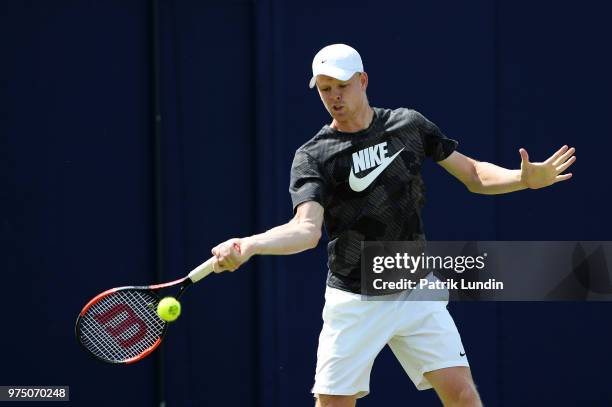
[312,281,469,399]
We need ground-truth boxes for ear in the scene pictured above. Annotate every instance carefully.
[359,72,369,91]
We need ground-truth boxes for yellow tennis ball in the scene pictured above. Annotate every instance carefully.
[157,297,181,322]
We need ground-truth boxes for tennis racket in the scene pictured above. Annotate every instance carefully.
[75,248,233,364]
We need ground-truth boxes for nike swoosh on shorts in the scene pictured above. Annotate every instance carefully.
[348,148,405,192]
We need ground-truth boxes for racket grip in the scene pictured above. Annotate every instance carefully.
[187,257,215,283]
[189,243,241,282]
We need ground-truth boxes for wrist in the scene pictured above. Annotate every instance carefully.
[517,170,528,189]
[242,236,260,257]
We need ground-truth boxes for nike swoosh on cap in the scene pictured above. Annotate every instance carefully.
[348,148,404,192]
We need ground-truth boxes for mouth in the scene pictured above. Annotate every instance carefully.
[332,105,344,112]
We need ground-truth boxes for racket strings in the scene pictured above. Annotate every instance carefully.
[78,290,166,363]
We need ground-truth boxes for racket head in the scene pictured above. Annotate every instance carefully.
[75,286,171,364]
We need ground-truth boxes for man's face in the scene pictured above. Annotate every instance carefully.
[315,72,368,122]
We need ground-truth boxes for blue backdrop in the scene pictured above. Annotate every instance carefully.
[1,0,611,406]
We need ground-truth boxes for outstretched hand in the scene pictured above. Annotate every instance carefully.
[520,145,576,189]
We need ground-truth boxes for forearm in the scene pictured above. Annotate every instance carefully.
[245,220,321,256]
[211,201,324,272]
[470,161,526,194]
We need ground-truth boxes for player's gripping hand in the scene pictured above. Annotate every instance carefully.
[211,237,255,273]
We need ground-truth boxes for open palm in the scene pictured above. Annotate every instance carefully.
[520,145,576,189]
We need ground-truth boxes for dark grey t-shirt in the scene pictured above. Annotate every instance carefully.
[289,107,458,293]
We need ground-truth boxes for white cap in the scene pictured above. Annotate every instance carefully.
[308,44,364,89]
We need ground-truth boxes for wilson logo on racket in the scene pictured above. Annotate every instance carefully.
[93,303,148,349]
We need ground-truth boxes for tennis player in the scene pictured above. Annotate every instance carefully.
[211,44,576,407]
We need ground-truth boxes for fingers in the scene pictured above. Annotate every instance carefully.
[547,145,569,164]
[211,239,243,273]
[553,147,575,167]
[556,155,576,173]
[555,173,573,183]
[519,148,530,163]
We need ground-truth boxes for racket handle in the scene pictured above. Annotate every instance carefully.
[187,257,215,283]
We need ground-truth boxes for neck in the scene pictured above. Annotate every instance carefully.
[331,102,373,133]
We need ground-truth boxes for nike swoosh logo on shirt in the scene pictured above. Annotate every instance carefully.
[348,148,404,192]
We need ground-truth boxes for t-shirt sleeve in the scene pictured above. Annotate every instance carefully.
[289,149,327,212]
[417,111,458,161]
